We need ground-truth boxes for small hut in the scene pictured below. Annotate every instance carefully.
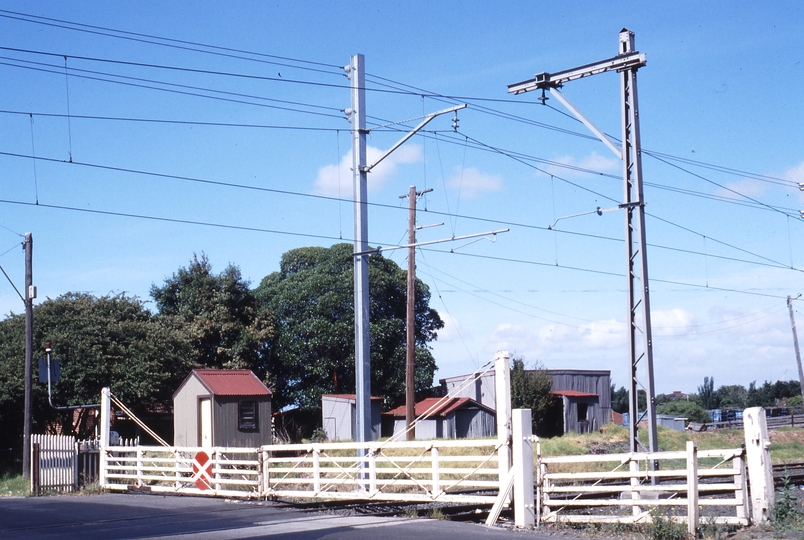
[382,397,496,440]
[173,369,272,447]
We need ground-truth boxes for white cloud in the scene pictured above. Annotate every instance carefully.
[312,144,422,196]
[651,308,695,337]
[546,152,620,178]
[436,311,461,343]
[447,167,503,198]
[714,178,768,198]
[783,161,804,184]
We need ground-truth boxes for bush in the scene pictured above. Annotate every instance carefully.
[656,400,711,424]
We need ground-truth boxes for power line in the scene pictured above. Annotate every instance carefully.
[0,10,343,74]
[0,57,345,119]
[0,198,348,244]
[0,149,797,274]
[0,195,793,302]
[0,109,342,132]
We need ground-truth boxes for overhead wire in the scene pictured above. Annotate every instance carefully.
[0,10,344,74]
[0,56,345,119]
[1,14,799,301]
[0,149,796,273]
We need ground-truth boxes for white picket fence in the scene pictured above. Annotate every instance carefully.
[537,441,750,529]
[100,439,504,503]
[31,434,78,494]
[31,434,137,494]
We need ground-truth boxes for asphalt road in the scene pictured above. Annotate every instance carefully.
[0,493,544,539]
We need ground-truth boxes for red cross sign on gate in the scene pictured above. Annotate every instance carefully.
[192,451,213,490]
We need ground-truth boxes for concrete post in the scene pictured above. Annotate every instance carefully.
[495,350,511,486]
[744,407,775,524]
[512,409,535,527]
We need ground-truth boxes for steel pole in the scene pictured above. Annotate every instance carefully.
[620,29,658,456]
[349,54,372,445]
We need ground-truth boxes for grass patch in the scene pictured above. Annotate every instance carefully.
[0,473,30,497]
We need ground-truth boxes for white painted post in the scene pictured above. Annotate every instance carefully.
[630,457,641,517]
[536,440,543,525]
[431,446,441,497]
[99,387,110,486]
[495,350,512,494]
[744,407,775,524]
[313,446,321,494]
[734,454,749,521]
[512,409,535,528]
[368,450,377,495]
[686,441,699,537]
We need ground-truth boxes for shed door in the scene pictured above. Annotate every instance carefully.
[199,398,212,447]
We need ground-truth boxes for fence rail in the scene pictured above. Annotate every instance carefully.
[537,442,749,527]
[100,439,504,503]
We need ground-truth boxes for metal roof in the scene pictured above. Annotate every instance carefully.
[551,389,598,398]
[191,369,271,396]
[384,397,494,417]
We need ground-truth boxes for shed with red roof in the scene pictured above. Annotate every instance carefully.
[382,397,496,440]
[173,369,272,447]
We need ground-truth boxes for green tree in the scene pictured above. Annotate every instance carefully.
[656,400,711,424]
[151,254,273,373]
[610,384,646,414]
[610,384,629,414]
[716,384,748,408]
[697,376,719,410]
[255,244,443,411]
[0,293,192,450]
[510,356,559,436]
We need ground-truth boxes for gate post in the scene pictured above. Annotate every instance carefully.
[686,441,699,537]
[512,409,535,527]
[99,387,110,486]
[744,407,774,524]
[495,350,511,491]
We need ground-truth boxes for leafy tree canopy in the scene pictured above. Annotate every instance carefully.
[0,293,192,443]
[510,356,561,437]
[255,244,443,411]
[151,254,273,373]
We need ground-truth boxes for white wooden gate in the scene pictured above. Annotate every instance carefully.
[30,434,77,494]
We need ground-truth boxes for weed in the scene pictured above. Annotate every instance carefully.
[770,475,802,531]
[427,507,447,520]
[700,514,729,540]
[0,473,29,497]
[644,510,688,540]
[79,481,106,496]
[403,505,418,518]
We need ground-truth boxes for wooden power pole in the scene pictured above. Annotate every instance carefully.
[22,232,33,477]
[401,186,431,440]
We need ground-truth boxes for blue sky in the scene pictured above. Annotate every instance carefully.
[0,1,802,396]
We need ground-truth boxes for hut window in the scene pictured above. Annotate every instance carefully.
[238,400,258,431]
[577,403,588,421]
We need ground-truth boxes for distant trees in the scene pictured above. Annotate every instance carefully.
[0,293,192,444]
[510,356,560,436]
[698,376,719,410]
